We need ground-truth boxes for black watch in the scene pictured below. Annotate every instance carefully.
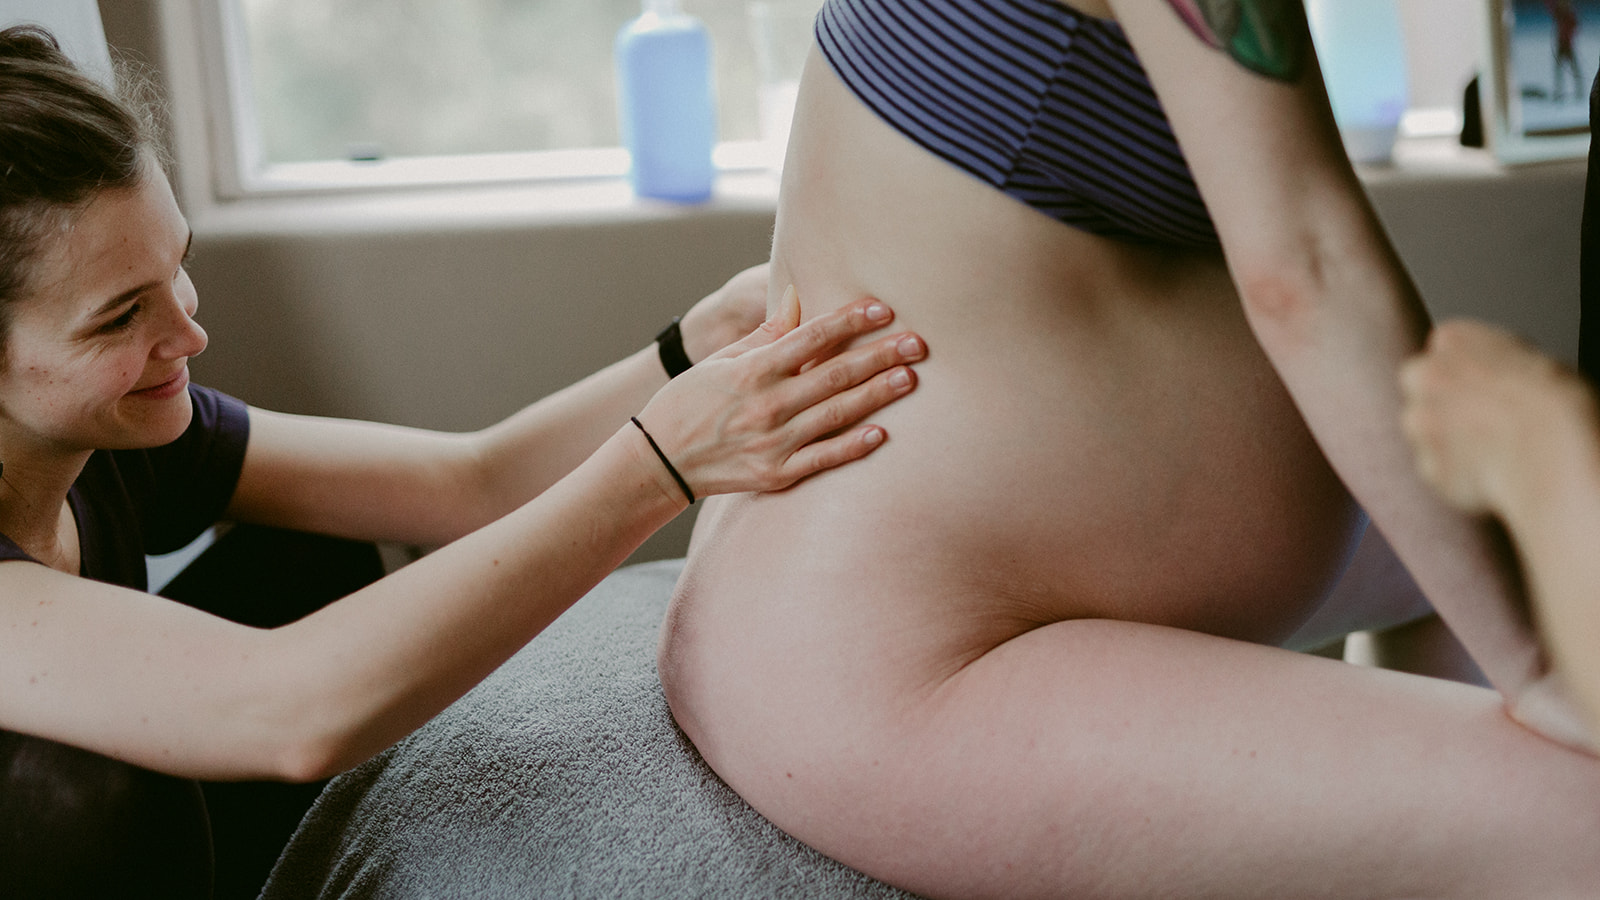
[655,316,693,378]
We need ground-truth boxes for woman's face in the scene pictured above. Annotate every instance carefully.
[0,163,208,455]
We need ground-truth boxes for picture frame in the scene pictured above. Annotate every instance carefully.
[1480,0,1597,163]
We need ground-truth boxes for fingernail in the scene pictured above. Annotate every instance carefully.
[888,368,912,389]
[897,336,923,359]
[865,302,890,322]
[863,427,885,446]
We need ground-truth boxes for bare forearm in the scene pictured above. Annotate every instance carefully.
[0,425,681,782]
[1240,257,1542,695]
[271,296,918,775]
[463,345,669,526]
[266,425,683,779]
[233,346,670,547]
[458,264,770,534]
[5,295,918,781]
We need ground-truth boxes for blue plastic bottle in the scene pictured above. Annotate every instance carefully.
[615,0,717,202]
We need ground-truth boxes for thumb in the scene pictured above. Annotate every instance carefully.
[719,284,802,357]
[775,282,801,330]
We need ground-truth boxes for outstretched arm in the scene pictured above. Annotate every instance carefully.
[0,296,924,781]
[227,264,820,546]
[1103,0,1589,746]
[1401,320,1600,738]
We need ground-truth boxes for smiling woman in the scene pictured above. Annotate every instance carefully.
[2,164,205,454]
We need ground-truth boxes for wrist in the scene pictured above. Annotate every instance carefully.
[630,416,696,505]
[655,317,694,379]
[623,418,695,512]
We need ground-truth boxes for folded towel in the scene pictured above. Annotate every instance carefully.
[262,559,916,899]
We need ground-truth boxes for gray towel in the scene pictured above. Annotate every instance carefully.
[261,559,917,899]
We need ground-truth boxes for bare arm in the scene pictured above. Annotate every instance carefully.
[1103,0,1583,743]
[1401,320,1600,738]
[0,296,924,780]
[226,265,777,545]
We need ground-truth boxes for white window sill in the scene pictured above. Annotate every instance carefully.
[192,168,782,237]
[193,140,786,237]
[187,135,1582,241]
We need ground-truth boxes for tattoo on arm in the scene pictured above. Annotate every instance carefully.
[1163,0,1309,81]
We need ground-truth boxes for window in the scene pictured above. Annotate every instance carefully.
[212,0,1484,194]
[219,0,818,191]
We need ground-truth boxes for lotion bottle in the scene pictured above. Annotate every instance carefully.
[615,0,717,202]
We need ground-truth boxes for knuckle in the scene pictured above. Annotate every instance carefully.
[757,456,785,488]
[821,362,855,394]
[816,399,851,433]
[877,342,904,368]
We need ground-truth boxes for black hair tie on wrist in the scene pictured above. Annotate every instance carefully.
[655,317,693,379]
[630,417,695,504]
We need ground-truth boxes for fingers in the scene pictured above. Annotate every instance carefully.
[1396,358,1434,458]
[779,423,891,479]
[756,295,899,372]
[776,331,925,426]
[790,359,918,443]
[775,282,803,331]
[639,285,926,496]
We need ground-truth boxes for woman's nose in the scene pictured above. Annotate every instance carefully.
[154,277,207,359]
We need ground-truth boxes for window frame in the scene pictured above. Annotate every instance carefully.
[163,0,1482,210]
[189,0,777,200]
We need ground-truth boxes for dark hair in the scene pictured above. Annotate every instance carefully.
[0,24,162,347]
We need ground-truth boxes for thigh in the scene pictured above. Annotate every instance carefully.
[774,618,1600,900]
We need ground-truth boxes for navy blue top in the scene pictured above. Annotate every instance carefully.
[0,385,250,591]
[816,0,1219,248]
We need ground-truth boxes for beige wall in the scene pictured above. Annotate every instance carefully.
[99,2,1588,562]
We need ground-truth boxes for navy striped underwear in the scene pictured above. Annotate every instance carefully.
[815,0,1220,248]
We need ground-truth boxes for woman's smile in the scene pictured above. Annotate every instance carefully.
[129,366,190,401]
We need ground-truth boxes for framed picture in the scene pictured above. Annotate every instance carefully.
[1481,0,1597,163]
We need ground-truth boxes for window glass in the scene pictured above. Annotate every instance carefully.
[234,0,817,165]
[230,0,1479,172]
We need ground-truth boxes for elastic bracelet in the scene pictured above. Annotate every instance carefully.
[655,317,694,379]
[630,416,696,504]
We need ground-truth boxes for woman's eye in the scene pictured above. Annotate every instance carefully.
[103,303,141,332]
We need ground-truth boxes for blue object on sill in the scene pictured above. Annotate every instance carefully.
[615,0,718,203]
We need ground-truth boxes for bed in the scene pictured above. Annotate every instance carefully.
[260,559,918,899]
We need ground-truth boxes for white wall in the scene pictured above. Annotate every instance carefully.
[0,0,113,82]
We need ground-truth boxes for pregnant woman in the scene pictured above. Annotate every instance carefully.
[660,1,1600,896]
